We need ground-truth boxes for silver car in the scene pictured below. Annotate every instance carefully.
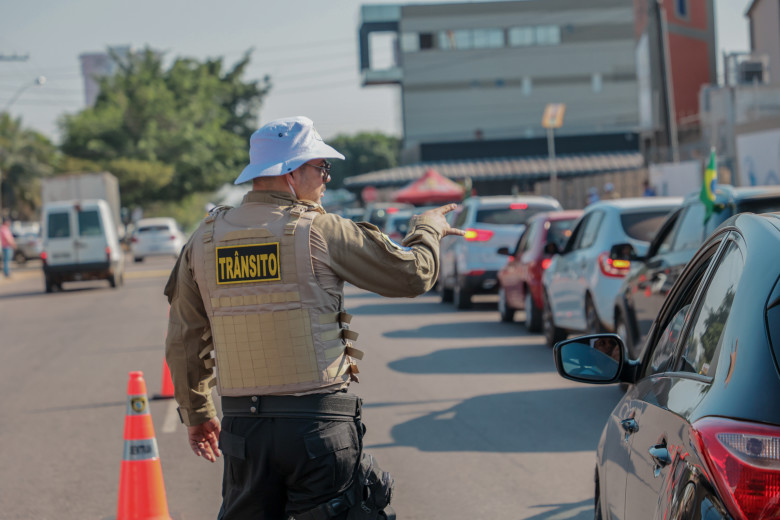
[439,195,563,309]
[541,197,681,348]
[130,217,186,262]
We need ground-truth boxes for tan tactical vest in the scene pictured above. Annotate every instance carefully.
[191,201,361,396]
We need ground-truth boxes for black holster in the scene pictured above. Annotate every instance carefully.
[293,447,395,520]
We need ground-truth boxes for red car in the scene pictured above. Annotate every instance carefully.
[496,210,582,331]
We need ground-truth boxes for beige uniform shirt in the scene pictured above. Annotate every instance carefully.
[165,190,448,425]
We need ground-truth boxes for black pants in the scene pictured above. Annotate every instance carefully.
[217,415,362,520]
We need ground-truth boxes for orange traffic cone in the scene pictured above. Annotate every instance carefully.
[154,360,175,400]
[117,371,172,520]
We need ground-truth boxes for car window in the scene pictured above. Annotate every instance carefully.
[475,204,553,226]
[671,203,708,252]
[674,240,743,377]
[453,207,469,228]
[736,196,780,216]
[47,212,71,238]
[564,214,589,253]
[620,210,672,242]
[574,211,603,250]
[139,225,172,233]
[518,221,539,255]
[643,243,720,378]
[546,219,577,251]
[78,209,102,237]
[653,209,682,256]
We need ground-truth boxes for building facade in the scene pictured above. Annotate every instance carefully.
[747,0,779,85]
[359,0,641,164]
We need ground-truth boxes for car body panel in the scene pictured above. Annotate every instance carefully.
[498,210,582,313]
[556,212,780,520]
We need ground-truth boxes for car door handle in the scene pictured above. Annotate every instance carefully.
[648,442,671,477]
[621,418,638,442]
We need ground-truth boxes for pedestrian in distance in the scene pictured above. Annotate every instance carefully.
[0,217,17,278]
[165,116,465,520]
[643,180,657,197]
[603,182,620,200]
[586,187,600,206]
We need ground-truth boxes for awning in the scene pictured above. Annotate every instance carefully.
[392,168,465,205]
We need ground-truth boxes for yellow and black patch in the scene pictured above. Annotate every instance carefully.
[216,243,281,285]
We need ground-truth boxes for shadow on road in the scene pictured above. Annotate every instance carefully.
[524,499,592,520]
[366,386,623,453]
[383,319,523,339]
[389,344,553,374]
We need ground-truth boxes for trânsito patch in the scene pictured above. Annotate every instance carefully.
[216,243,281,284]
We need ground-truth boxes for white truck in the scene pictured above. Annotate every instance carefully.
[41,172,123,236]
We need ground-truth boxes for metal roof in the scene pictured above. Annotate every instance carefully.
[343,152,644,188]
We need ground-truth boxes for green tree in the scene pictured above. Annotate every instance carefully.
[60,47,270,205]
[327,132,401,188]
[0,113,59,220]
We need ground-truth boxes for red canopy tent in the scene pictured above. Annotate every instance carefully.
[392,168,465,205]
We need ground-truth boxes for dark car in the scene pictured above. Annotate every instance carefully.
[554,211,780,520]
[612,184,780,358]
[496,210,582,331]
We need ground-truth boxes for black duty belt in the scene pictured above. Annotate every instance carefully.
[221,392,361,420]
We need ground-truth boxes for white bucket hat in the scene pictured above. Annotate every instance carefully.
[234,116,345,184]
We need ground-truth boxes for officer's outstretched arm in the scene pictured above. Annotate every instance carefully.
[418,203,466,238]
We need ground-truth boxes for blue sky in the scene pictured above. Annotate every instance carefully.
[0,0,752,143]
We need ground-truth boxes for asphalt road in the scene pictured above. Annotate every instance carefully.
[0,257,625,519]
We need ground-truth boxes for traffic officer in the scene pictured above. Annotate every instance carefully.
[164,116,465,519]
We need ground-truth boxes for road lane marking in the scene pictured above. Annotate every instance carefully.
[162,400,180,433]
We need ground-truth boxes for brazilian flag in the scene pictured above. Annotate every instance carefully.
[700,148,717,223]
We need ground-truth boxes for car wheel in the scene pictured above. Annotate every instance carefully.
[14,250,26,264]
[45,276,54,294]
[524,291,542,332]
[134,256,143,263]
[543,290,566,348]
[109,274,117,288]
[453,282,472,310]
[440,284,454,303]
[498,287,515,322]
[585,295,605,334]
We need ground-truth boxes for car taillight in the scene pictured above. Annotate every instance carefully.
[598,252,630,277]
[693,417,780,520]
[40,251,47,264]
[169,235,176,241]
[386,207,399,214]
[131,236,139,243]
[464,228,494,242]
[465,270,485,277]
[541,258,552,270]
[510,203,528,210]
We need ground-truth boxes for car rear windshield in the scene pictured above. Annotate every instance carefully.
[737,197,780,216]
[47,212,70,238]
[476,205,553,226]
[139,225,171,233]
[620,210,673,242]
[78,210,102,237]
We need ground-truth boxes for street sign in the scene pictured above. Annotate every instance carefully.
[542,103,566,129]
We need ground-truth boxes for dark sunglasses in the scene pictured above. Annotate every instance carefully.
[305,160,331,182]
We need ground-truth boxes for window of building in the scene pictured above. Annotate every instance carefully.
[676,0,689,18]
[473,29,504,49]
[508,26,535,47]
[453,29,472,49]
[592,73,602,93]
[535,25,560,45]
[438,30,454,50]
[401,32,419,53]
[419,33,435,50]
[522,77,532,96]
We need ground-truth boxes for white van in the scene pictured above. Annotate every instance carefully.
[41,199,124,292]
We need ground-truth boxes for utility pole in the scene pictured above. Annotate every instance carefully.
[653,0,679,162]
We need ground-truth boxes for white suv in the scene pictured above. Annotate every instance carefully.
[439,195,563,309]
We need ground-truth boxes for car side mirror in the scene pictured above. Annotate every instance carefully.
[497,246,511,256]
[553,334,624,384]
[544,241,560,255]
[610,243,639,261]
